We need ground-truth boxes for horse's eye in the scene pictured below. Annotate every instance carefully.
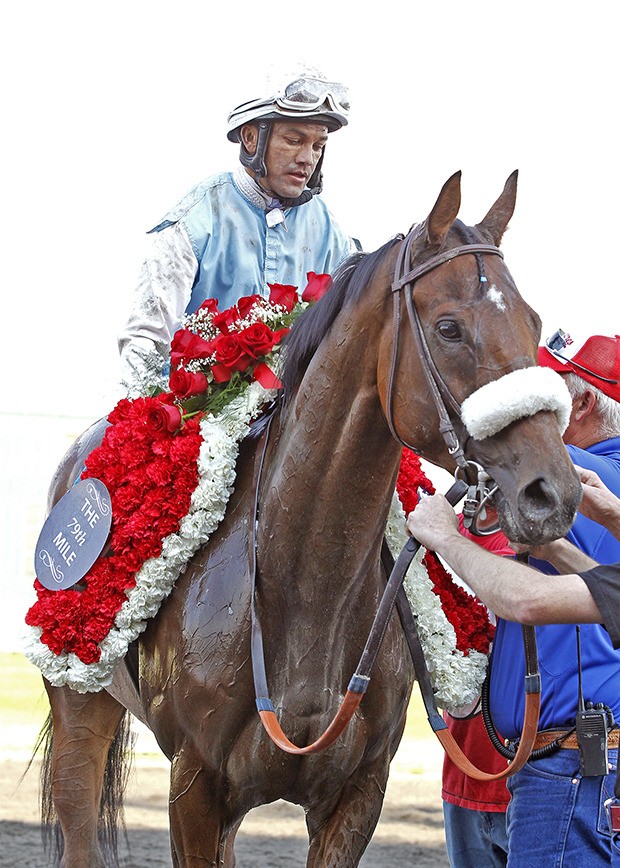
[437,320,462,342]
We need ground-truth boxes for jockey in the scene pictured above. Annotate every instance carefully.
[118,67,356,396]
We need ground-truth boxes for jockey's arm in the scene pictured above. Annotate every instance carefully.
[118,223,198,396]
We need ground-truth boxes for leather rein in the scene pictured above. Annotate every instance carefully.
[249,230,542,778]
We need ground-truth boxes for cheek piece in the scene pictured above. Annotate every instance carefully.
[460,366,572,441]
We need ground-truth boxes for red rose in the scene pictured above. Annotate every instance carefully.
[212,333,251,373]
[269,283,298,312]
[197,298,220,313]
[169,369,209,399]
[302,272,332,303]
[212,306,239,335]
[146,402,182,434]
[238,294,263,318]
[236,322,287,359]
[170,330,214,368]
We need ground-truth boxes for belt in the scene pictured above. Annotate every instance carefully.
[530,728,620,751]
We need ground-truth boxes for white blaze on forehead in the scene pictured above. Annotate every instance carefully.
[486,284,506,311]
[461,367,572,440]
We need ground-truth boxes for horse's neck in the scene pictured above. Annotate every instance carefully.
[259,321,402,596]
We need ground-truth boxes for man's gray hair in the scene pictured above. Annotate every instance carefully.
[564,372,620,439]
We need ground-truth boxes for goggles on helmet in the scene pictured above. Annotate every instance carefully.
[275,77,350,115]
[226,75,349,143]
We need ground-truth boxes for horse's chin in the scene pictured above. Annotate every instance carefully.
[493,490,577,547]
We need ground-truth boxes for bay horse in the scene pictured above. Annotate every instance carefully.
[38,171,581,867]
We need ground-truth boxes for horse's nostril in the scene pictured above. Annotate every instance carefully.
[519,477,557,516]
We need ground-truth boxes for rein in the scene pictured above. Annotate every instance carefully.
[249,232,541,775]
[249,409,369,755]
[250,424,541,771]
[248,411,462,755]
[390,547,541,781]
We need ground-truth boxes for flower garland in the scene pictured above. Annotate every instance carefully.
[26,398,202,666]
[25,275,493,706]
[24,276,325,692]
[386,449,494,711]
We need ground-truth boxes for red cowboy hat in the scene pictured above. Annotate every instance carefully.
[538,330,620,403]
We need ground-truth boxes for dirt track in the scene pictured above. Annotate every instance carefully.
[0,725,449,867]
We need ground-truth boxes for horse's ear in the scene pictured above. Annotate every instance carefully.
[424,171,462,248]
[476,170,518,246]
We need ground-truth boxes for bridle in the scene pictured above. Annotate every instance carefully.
[386,226,505,471]
[386,227,507,533]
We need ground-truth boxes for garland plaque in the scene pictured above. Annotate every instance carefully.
[34,479,112,591]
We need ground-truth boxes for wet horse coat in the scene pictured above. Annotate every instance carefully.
[40,172,581,867]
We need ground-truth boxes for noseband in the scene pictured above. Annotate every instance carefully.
[387,228,504,470]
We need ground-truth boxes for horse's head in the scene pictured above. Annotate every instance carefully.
[381,171,581,545]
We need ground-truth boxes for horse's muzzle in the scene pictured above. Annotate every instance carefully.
[495,473,581,546]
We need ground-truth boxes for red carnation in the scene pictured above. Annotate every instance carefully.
[27,392,203,666]
[106,398,134,425]
[396,448,435,515]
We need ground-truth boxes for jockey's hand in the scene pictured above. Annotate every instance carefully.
[406,494,459,551]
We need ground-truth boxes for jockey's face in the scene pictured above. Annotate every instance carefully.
[241,121,328,200]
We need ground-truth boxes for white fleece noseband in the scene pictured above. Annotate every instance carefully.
[461,367,571,441]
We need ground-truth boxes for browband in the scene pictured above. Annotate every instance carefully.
[392,244,504,294]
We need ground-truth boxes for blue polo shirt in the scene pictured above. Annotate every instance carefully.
[489,438,620,739]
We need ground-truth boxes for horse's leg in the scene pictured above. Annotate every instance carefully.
[44,680,128,868]
[305,758,390,868]
[168,746,234,867]
[220,819,242,868]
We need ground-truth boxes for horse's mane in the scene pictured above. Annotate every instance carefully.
[281,236,402,399]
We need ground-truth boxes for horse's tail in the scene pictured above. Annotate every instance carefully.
[37,709,134,866]
[37,712,63,862]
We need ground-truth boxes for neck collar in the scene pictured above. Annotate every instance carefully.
[234,165,315,212]
[234,167,283,212]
